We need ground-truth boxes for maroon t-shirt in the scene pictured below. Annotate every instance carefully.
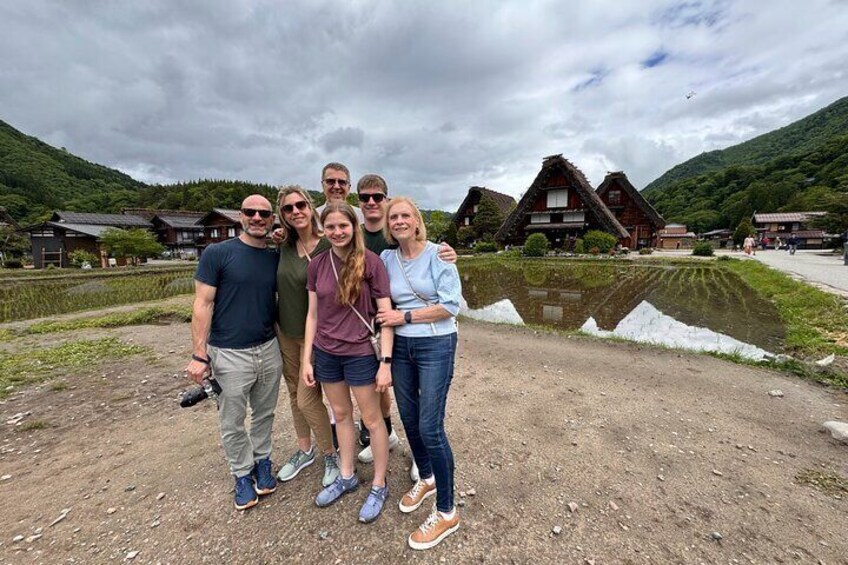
[306,249,390,357]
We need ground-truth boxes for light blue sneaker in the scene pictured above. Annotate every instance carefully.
[322,453,340,487]
[359,485,389,523]
[276,448,315,482]
[315,474,359,507]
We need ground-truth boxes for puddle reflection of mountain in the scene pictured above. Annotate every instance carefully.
[460,262,785,352]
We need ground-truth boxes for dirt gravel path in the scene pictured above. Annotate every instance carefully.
[0,315,846,564]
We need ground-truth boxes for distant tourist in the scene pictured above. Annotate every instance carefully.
[760,236,769,251]
[743,235,756,255]
[787,233,799,255]
[185,195,282,510]
[375,197,462,550]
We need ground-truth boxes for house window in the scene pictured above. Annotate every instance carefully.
[562,211,585,223]
[210,228,219,239]
[547,189,568,208]
[464,217,470,226]
[531,214,551,224]
[608,190,621,205]
[228,227,236,238]
[473,205,479,213]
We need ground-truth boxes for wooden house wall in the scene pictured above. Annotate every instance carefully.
[598,180,659,248]
[455,192,481,227]
[203,216,240,244]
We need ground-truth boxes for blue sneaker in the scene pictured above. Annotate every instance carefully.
[315,474,359,507]
[359,485,389,523]
[234,475,258,510]
[252,458,277,495]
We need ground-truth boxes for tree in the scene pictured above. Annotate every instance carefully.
[443,221,459,248]
[733,218,755,246]
[0,226,30,261]
[456,226,476,248]
[473,195,504,240]
[425,210,451,243]
[100,228,164,265]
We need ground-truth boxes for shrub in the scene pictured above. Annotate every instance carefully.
[474,240,498,253]
[717,255,732,262]
[638,247,654,255]
[3,259,23,269]
[583,230,617,254]
[692,242,715,257]
[456,226,476,248]
[523,233,550,257]
[69,250,100,268]
[573,238,585,254]
[619,247,630,255]
[500,248,521,258]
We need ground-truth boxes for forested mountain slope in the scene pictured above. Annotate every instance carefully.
[643,97,848,233]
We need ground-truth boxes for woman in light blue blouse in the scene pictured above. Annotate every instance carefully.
[374,197,462,551]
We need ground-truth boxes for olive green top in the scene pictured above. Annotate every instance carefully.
[276,237,331,338]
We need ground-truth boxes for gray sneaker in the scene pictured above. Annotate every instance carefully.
[276,448,315,482]
[322,453,340,487]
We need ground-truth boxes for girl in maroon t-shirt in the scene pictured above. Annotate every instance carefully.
[302,202,394,523]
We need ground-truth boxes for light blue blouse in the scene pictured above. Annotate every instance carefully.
[380,242,462,337]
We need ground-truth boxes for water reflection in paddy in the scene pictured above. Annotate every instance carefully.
[459,260,785,354]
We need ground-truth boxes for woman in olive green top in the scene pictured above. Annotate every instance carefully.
[275,186,339,487]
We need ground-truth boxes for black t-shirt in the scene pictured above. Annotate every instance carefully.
[362,226,397,255]
[194,238,279,349]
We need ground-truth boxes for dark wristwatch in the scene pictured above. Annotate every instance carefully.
[404,311,413,324]
[379,356,392,364]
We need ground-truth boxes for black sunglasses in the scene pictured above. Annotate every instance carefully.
[358,193,386,204]
[322,178,349,187]
[241,208,273,219]
[281,200,309,214]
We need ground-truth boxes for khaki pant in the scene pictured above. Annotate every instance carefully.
[208,338,283,478]
[279,335,334,453]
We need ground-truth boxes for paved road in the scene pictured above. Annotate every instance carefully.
[747,249,848,296]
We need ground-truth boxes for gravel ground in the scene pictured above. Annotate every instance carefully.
[1,313,846,564]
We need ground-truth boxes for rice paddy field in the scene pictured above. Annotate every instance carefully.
[0,266,196,323]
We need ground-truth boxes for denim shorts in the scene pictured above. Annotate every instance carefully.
[313,346,379,387]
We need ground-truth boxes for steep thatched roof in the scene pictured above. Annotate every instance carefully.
[495,155,628,241]
[453,186,516,223]
[596,171,666,228]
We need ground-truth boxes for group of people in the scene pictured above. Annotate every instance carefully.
[185,163,462,550]
[742,233,799,255]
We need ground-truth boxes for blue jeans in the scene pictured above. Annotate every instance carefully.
[392,333,457,512]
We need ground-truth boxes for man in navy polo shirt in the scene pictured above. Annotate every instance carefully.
[185,194,283,510]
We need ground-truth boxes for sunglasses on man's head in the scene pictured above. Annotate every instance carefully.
[358,193,386,204]
[281,200,309,214]
[323,178,349,188]
[241,208,273,219]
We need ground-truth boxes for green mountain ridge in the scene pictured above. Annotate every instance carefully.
[644,96,848,195]
[643,96,848,234]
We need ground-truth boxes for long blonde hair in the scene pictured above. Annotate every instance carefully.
[276,185,322,245]
[320,202,365,306]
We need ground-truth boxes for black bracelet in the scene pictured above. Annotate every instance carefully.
[192,353,210,365]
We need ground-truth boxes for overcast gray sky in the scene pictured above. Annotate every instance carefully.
[2,1,847,211]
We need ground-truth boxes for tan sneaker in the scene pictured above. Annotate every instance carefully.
[399,479,436,513]
[408,506,459,550]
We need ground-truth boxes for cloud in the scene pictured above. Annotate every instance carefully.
[320,127,365,153]
[1,0,847,212]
